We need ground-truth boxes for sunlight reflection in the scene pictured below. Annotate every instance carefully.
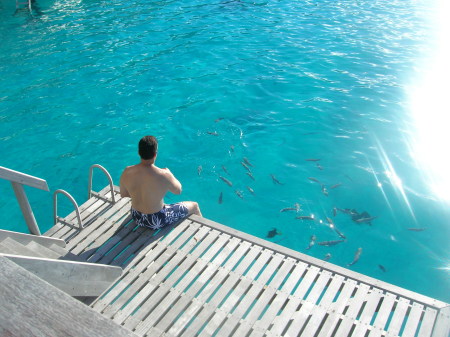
[408,0,450,203]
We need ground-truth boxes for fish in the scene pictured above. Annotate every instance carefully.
[378,264,387,272]
[246,186,254,195]
[215,117,224,122]
[267,228,282,238]
[326,217,334,225]
[280,207,297,212]
[235,190,243,199]
[270,174,283,185]
[333,207,337,217]
[308,177,321,184]
[354,216,377,224]
[221,165,229,175]
[295,203,301,212]
[230,145,235,152]
[347,247,363,266]
[324,253,332,261]
[219,176,233,186]
[218,192,223,204]
[334,227,346,239]
[330,183,342,189]
[321,185,329,197]
[246,172,255,180]
[408,228,426,232]
[241,161,251,172]
[305,158,321,162]
[296,215,315,220]
[207,131,219,136]
[316,163,324,170]
[243,157,253,167]
[306,235,316,250]
[317,240,345,246]
[197,165,203,176]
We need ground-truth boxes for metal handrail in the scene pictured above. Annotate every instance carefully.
[53,189,83,230]
[88,164,116,204]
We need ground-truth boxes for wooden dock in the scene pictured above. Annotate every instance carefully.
[42,185,449,337]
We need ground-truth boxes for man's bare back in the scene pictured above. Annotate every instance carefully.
[120,163,182,214]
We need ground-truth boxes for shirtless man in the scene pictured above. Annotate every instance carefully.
[120,135,202,229]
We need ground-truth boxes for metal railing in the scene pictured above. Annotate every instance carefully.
[88,164,116,204]
[53,189,83,230]
[0,166,49,235]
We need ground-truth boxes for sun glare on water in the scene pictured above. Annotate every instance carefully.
[408,0,450,203]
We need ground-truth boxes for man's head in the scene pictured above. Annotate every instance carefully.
[138,136,158,160]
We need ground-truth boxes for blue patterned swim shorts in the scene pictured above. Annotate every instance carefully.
[131,203,189,230]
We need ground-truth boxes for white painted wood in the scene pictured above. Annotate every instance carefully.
[2,254,122,297]
[0,229,66,248]
[0,166,49,190]
[350,288,384,337]
[11,182,41,235]
[368,292,397,337]
[431,306,450,337]
[386,297,410,335]
[418,307,438,337]
[402,302,425,337]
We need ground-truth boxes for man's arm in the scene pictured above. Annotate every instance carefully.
[119,169,130,198]
[164,168,182,195]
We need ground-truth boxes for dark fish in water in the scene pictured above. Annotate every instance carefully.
[316,163,324,170]
[308,177,321,184]
[379,264,387,272]
[280,207,297,212]
[207,131,219,136]
[334,227,346,239]
[246,172,255,180]
[222,165,229,175]
[330,183,342,189]
[235,190,243,199]
[347,248,363,266]
[219,176,233,186]
[246,186,254,195]
[321,185,329,197]
[296,215,315,220]
[230,145,235,152]
[215,117,224,122]
[306,235,316,250]
[317,240,345,246]
[408,228,426,232]
[197,165,202,176]
[243,157,253,167]
[305,158,321,162]
[354,216,377,224]
[270,174,283,185]
[324,253,332,261]
[241,161,251,172]
[267,228,282,238]
[338,208,357,215]
[218,192,223,204]
[326,217,334,225]
[333,207,337,217]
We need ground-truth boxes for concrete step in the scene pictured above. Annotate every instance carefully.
[25,241,62,259]
[0,237,48,258]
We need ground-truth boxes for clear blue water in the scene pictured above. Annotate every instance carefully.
[1,0,449,302]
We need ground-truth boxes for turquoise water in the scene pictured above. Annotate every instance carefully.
[1,0,449,302]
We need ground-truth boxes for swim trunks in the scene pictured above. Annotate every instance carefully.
[131,203,189,230]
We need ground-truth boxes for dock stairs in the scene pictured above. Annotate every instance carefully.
[0,165,449,337]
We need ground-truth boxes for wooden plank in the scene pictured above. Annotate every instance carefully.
[0,257,137,337]
[198,249,274,337]
[368,292,397,337]
[249,259,307,337]
[166,235,240,336]
[417,307,438,337]
[350,288,384,337]
[0,166,49,190]
[292,274,347,337]
[129,227,222,334]
[269,265,320,336]
[11,182,41,235]
[284,270,333,337]
[102,221,203,321]
[431,305,450,337]
[402,302,425,337]
[385,297,410,336]
[181,243,262,337]
[91,220,192,313]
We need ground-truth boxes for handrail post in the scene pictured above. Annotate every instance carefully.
[88,164,116,203]
[11,182,41,235]
[53,189,83,229]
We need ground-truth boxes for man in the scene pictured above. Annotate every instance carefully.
[120,135,202,230]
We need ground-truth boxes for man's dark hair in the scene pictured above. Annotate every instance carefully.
[138,136,158,160]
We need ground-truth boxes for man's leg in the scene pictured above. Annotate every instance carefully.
[184,201,202,217]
